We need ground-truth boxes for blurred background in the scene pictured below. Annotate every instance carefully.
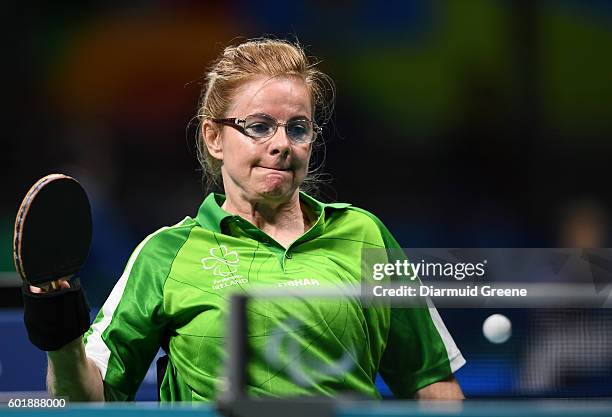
[2,0,612,401]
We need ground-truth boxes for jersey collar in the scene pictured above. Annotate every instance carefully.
[196,191,351,234]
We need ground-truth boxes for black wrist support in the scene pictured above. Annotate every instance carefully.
[22,280,91,351]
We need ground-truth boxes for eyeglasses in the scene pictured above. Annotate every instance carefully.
[211,113,321,144]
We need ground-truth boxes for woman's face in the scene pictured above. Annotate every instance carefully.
[206,76,313,204]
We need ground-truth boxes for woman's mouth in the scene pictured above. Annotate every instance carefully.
[257,166,290,172]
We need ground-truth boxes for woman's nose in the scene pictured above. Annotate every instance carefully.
[267,126,292,156]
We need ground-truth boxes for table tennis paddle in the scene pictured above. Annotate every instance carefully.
[13,174,92,289]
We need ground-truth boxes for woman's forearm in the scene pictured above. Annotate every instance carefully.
[46,336,105,401]
[415,375,465,400]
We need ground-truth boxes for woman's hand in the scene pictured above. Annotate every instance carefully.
[28,277,71,293]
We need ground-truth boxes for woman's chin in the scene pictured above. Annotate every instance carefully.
[257,182,296,201]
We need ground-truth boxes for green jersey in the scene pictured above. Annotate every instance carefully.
[83,192,464,401]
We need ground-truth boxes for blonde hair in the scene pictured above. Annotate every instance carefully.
[195,38,335,192]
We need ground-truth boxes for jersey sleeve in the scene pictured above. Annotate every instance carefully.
[83,220,193,400]
[356,209,466,397]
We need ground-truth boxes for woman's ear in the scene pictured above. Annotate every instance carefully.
[202,120,223,160]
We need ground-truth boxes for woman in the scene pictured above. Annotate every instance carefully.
[35,38,465,401]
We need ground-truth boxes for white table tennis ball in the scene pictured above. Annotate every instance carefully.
[483,314,512,344]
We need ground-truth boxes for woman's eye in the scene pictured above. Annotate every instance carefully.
[246,123,272,136]
[288,123,309,136]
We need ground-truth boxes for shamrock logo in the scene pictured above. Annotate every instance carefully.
[201,245,240,277]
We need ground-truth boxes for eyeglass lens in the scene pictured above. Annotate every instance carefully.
[243,115,314,143]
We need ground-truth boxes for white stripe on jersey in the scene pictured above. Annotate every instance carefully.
[426,297,466,373]
[84,217,190,379]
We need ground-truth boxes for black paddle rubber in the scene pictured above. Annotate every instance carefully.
[13,174,92,286]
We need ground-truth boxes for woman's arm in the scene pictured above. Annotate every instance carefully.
[29,281,104,401]
[415,375,464,400]
[46,336,105,401]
